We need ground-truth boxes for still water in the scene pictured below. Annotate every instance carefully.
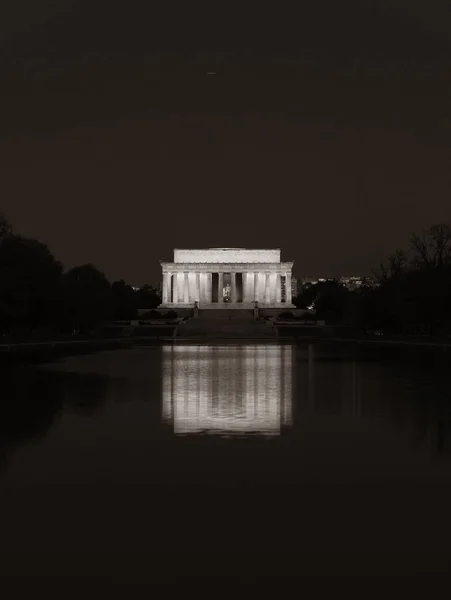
[1,343,451,575]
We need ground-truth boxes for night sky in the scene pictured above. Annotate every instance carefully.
[1,1,451,285]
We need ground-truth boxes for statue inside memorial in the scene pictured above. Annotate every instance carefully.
[223,283,231,302]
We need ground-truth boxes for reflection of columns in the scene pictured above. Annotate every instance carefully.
[218,272,224,303]
[265,272,270,304]
[173,272,179,303]
[276,273,281,303]
[162,272,169,304]
[164,344,293,435]
[231,272,237,303]
[196,272,201,303]
[184,272,189,303]
[286,272,292,304]
[282,345,293,426]
[207,272,212,302]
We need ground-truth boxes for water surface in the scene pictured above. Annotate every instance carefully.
[1,343,451,575]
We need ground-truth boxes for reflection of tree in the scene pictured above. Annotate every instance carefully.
[356,358,451,458]
[0,367,112,477]
[58,371,110,417]
[295,346,451,458]
[0,367,63,475]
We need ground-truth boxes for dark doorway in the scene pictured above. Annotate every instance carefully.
[236,272,243,303]
[212,272,219,303]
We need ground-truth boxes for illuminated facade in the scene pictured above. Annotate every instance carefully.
[162,345,293,436]
[160,248,294,308]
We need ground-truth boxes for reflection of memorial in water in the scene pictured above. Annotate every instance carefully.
[162,345,293,435]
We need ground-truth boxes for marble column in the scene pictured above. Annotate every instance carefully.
[265,272,270,305]
[253,272,259,302]
[162,272,168,304]
[286,272,292,304]
[172,272,179,304]
[218,272,224,304]
[167,274,172,304]
[276,273,281,303]
[178,272,185,303]
[231,272,237,303]
[242,272,249,303]
[184,272,189,303]
[196,272,201,303]
[207,272,213,302]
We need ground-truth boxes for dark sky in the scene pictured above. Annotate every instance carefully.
[1,1,451,284]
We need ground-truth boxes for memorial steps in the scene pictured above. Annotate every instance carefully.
[176,309,277,339]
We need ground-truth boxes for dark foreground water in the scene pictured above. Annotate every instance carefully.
[1,343,451,578]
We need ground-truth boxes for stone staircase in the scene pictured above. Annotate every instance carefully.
[177,309,276,339]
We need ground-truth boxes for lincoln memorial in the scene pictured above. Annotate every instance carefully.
[160,248,294,308]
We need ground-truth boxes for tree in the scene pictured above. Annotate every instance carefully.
[373,249,408,284]
[136,284,160,310]
[0,212,13,241]
[294,282,317,309]
[59,264,112,333]
[111,279,138,320]
[314,280,350,323]
[0,234,63,331]
[409,223,451,269]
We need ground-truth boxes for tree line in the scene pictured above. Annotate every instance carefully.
[294,223,451,336]
[2,212,450,338]
[0,214,160,337]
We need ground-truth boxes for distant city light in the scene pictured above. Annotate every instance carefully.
[300,275,376,291]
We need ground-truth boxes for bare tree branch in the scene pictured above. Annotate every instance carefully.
[409,223,451,269]
[0,212,13,241]
[388,249,408,277]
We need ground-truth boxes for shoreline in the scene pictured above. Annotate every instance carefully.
[1,333,451,366]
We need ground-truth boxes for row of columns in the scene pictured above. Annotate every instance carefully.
[162,271,292,305]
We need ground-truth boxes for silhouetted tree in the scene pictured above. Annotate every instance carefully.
[111,279,138,320]
[136,284,160,309]
[409,223,451,269]
[59,264,112,333]
[363,223,451,335]
[314,280,350,323]
[0,233,63,333]
[294,282,317,309]
[0,213,13,241]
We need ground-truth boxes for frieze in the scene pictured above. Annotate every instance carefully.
[161,262,293,273]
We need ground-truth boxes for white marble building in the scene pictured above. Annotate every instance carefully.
[160,248,295,308]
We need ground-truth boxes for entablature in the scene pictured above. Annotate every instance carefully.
[161,262,294,273]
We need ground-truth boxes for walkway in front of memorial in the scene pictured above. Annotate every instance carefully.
[176,309,276,339]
